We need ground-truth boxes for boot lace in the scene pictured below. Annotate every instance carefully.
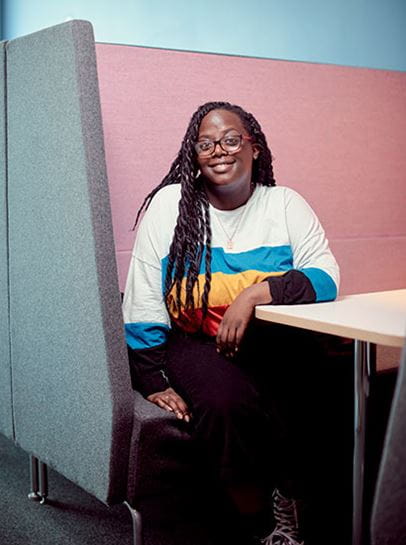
[260,488,304,545]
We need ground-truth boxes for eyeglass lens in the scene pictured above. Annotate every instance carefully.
[195,134,243,156]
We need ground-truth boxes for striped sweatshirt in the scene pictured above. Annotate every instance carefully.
[123,184,340,395]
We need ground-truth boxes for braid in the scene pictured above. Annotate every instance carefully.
[133,101,276,325]
[200,193,212,321]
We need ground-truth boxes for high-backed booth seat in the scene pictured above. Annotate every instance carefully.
[0,40,14,442]
[371,343,406,545]
[2,18,406,545]
[3,21,199,545]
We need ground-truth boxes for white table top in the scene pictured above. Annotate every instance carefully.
[255,289,406,347]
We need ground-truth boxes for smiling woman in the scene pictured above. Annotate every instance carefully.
[195,110,260,210]
[123,101,340,545]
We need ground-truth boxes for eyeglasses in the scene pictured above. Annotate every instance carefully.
[194,134,252,157]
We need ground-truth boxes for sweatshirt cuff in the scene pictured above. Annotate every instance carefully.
[127,344,169,397]
[266,270,316,305]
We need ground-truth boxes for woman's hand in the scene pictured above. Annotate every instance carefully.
[216,282,272,357]
[147,387,191,422]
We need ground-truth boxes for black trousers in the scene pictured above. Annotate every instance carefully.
[166,319,323,494]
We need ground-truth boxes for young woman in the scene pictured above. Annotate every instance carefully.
[123,101,340,545]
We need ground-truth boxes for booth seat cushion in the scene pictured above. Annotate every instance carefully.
[126,391,197,503]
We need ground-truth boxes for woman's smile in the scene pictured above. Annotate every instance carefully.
[209,159,235,174]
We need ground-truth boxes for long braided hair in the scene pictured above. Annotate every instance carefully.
[134,101,276,324]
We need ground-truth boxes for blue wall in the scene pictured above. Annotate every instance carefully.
[2,0,406,71]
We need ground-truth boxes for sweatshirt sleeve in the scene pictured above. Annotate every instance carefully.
[267,189,340,304]
[266,269,316,305]
[123,206,171,397]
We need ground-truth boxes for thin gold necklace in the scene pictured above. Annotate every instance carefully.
[213,207,246,250]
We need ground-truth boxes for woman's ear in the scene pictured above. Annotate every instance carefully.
[253,145,260,160]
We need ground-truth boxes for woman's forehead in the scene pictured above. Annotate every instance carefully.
[198,109,244,136]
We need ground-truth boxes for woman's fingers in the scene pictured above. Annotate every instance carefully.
[234,322,246,350]
[148,388,191,422]
[217,289,257,356]
[216,316,230,350]
[155,396,174,412]
[216,322,225,352]
[167,395,189,420]
[224,326,237,357]
[217,317,240,357]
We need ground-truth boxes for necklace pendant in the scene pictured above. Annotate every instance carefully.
[226,240,234,250]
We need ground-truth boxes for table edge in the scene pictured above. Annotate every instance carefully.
[255,307,404,348]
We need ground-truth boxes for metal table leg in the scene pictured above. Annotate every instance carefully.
[352,340,375,545]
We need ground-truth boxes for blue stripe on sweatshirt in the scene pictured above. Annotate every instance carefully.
[161,245,294,288]
[301,268,337,302]
[125,322,169,350]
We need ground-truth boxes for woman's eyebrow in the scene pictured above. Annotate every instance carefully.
[198,127,240,139]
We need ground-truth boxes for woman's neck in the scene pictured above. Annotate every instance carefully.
[204,183,254,210]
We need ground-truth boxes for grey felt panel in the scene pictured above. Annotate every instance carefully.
[7,21,133,504]
[371,345,406,545]
[0,40,14,440]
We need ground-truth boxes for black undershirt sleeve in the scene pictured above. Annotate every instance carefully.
[127,344,169,397]
[266,269,316,305]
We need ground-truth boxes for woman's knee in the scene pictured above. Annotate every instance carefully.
[196,378,262,422]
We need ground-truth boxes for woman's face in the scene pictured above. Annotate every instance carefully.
[196,109,259,193]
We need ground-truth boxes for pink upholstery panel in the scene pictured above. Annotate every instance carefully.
[330,238,406,295]
[95,44,406,293]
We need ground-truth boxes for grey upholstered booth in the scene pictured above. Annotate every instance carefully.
[3,20,196,545]
[0,39,14,442]
[0,39,13,441]
[370,343,406,545]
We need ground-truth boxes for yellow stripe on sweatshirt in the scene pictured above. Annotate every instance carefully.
[167,269,285,316]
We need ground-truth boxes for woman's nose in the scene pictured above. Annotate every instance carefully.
[213,141,225,156]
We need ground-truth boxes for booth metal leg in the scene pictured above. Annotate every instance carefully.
[28,455,48,504]
[39,461,48,503]
[28,455,41,501]
[124,501,143,545]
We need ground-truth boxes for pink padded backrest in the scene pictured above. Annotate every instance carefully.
[95,43,406,295]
